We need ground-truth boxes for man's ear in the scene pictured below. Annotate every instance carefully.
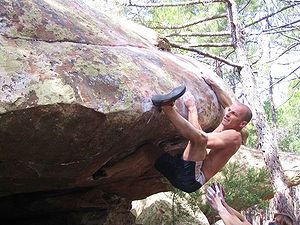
[240,121,247,128]
[241,128,249,145]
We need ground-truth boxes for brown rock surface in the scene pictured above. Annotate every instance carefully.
[0,0,227,223]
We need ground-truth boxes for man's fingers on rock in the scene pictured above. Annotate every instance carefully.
[207,192,214,199]
[206,196,213,204]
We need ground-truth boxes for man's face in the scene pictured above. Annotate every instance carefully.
[222,103,247,130]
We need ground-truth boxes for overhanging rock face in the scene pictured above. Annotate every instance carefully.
[0,0,226,222]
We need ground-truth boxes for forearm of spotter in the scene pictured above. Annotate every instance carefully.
[222,202,250,223]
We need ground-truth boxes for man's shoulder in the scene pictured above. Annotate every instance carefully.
[221,129,242,144]
[220,129,241,136]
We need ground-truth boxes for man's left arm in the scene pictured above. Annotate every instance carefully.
[184,91,202,130]
[203,77,232,109]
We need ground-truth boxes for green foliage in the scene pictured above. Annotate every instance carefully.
[216,162,273,210]
[245,121,258,148]
[126,0,230,57]
[263,100,274,124]
[171,185,205,215]
[277,79,300,153]
[241,80,300,153]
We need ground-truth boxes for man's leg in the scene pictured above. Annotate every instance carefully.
[162,105,207,162]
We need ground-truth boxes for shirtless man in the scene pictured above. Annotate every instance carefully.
[152,80,252,193]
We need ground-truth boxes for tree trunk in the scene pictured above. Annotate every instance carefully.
[268,74,277,125]
[225,0,296,222]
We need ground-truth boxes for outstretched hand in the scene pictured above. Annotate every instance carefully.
[207,183,251,225]
[213,183,226,201]
[206,183,226,212]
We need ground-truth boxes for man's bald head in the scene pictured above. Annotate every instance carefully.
[235,102,252,123]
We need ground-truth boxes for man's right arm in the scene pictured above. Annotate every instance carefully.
[205,129,242,151]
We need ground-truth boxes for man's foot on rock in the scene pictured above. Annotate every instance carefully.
[151,85,186,107]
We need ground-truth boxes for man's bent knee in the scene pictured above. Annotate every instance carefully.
[190,131,207,145]
[183,139,207,161]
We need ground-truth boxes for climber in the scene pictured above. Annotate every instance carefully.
[152,79,252,193]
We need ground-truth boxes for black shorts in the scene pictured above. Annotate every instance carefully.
[154,152,202,193]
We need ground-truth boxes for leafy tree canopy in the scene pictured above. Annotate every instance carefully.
[277,79,300,153]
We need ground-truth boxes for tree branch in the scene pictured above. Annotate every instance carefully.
[166,31,231,37]
[283,0,300,3]
[168,41,242,68]
[183,42,234,47]
[225,0,239,47]
[150,13,227,29]
[281,33,300,43]
[260,19,300,32]
[238,0,251,13]
[266,42,300,63]
[244,3,300,28]
[249,27,299,36]
[277,77,300,110]
[260,65,300,94]
[126,0,223,7]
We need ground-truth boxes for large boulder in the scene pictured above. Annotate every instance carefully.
[0,0,226,223]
